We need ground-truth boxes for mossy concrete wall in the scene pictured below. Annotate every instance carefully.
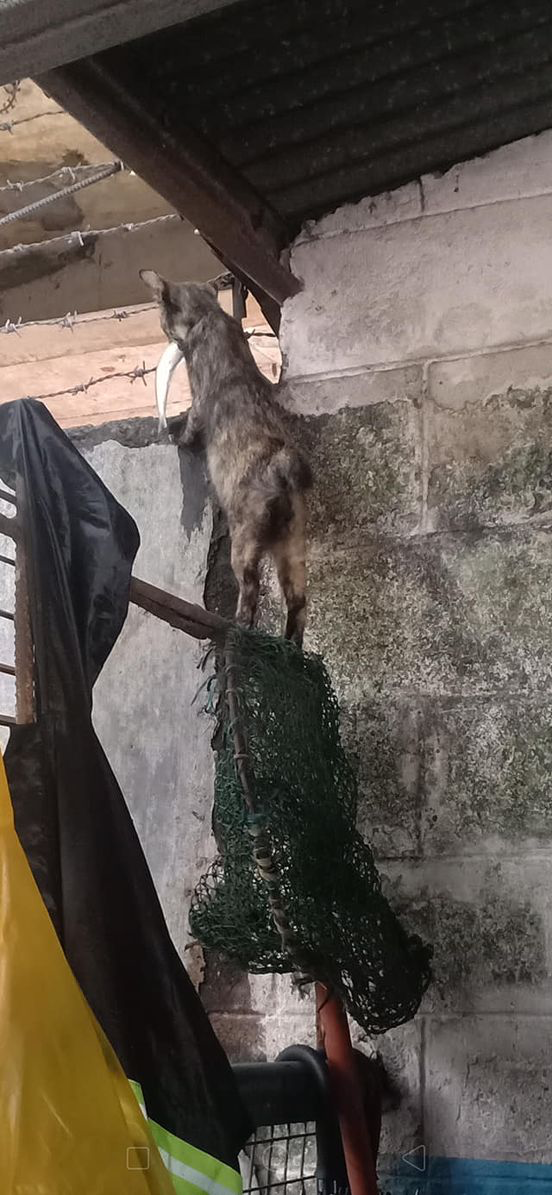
[275,129,552,1182]
[69,129,552,1187]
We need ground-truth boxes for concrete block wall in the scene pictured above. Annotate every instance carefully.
[69,128,552,1192]
[276,129,552,1189]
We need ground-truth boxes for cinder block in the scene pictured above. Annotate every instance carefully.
[422,697,552,854]
[306,528,552,699]
[284,194,552,376]
[422,130,552,215]
[302,397,422,541]
[297,181,421,241]
[343,699,422,859]
[424,1014,552,1163]
[427,344,552,530]
[286,364,421,416]
[382,858,550,1014]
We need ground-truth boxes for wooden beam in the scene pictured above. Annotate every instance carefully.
[130,575,229,642]
[40,58,301,307]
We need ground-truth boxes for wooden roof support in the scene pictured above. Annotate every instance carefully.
[40,59,301,308]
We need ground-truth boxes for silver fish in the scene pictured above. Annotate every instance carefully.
[155,340,184,432]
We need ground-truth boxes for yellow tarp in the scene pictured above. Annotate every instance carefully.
[0,751,176,1195]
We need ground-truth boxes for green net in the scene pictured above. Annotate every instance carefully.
[190,628,432,1035]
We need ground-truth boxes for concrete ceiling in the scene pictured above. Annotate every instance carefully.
[0,0,245,86]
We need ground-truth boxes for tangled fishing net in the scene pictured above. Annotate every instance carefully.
[190,628,432,1035]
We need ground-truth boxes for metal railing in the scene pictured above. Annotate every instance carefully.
[234,1047,350,1195]
[0,477,34,727]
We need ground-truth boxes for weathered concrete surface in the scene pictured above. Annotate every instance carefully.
[427,343,552,531]
[342,692,552,863]
[297,181,422,243]
[384,857,550,1014]
[352,1018,422,1168]
[425,1015,552,1163]
[342,699,422,860]
[422,128,552,216]
[302,396,422,540]
[286,363,421,416]
[276,131,552,1173]
[284,193,552,377]
[81,433,215,962]
[295,129,552,244]
[307,528,552,700]
[422,697,552,856]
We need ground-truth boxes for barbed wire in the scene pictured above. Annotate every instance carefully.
[0,82,21,117]
[21,362,156,405]
[0,307,148,336]
[7,326,277,405]
[20,341,278,406]
[1,162,110,194]
[0,306,277,338]
[19,335,279,406]
[0,161,122,229]
[0,108,63,134]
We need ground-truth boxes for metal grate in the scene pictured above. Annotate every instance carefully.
[233,1048,350,1195]
[241,1123,316,1193]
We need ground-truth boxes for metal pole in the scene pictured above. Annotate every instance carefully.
[14,473,34,724]
[316,984,379,1195]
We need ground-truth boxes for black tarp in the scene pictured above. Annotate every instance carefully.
[0,399,249,1171]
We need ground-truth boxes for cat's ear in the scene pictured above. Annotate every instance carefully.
[139,269,166,300]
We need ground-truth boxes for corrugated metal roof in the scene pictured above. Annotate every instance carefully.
[87,0,552,231]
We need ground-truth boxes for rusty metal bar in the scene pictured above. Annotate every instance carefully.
[0,714,16,728]
[130,575,229,641]
[0,661,15,676]
[0,608,14,621]
[316,984,379,1195]
[14,473,35,725]
[42,59,301,307]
